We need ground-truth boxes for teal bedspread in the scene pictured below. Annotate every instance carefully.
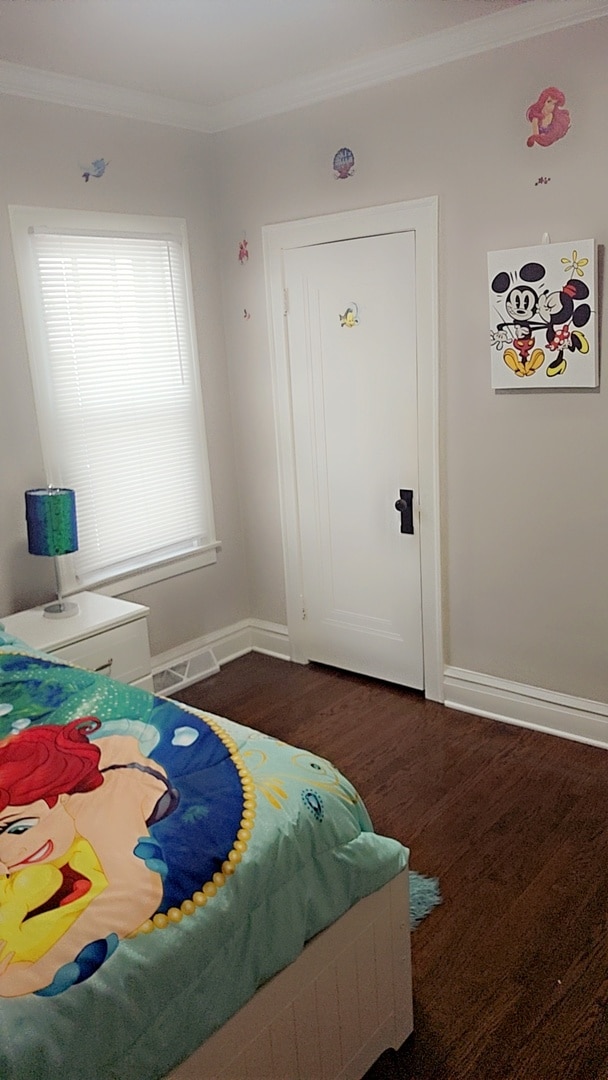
[0,635,408,1080]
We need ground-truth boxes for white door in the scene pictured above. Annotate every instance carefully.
[283,230,423,689]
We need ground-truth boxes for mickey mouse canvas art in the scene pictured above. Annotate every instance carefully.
[488,239,598,388]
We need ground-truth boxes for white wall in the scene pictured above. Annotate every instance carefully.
[216,18,608,703]
[0,94,250,656]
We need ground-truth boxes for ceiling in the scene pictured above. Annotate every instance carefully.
[0,0,606,131]
[0,1,530,106]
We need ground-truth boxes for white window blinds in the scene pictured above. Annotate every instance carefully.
[10,208,217,593]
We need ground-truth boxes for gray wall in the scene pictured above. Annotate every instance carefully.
[2,17,607,704]
[0,95,250,656]
[216,18,608,702]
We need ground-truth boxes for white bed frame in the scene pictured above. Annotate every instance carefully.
[167,868,413,1080]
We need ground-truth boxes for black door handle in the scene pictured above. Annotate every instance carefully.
[394,489,414,534]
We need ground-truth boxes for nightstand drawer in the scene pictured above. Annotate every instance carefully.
[53,616,151,684]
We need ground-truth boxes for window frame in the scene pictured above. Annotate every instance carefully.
[10,205,219,597]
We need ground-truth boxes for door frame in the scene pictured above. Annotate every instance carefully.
[262,197,443,702]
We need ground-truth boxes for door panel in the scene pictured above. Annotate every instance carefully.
[283,231,423,688]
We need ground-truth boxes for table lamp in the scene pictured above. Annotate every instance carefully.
[25,487,80,618]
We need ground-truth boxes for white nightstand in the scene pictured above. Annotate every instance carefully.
[1,592,153,691]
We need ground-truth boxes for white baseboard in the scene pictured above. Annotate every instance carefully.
[248,618,293,660]
[444,665,608,750]
[152,618,291,685]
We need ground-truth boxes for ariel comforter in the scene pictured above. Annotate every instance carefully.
[0,635,408,1080]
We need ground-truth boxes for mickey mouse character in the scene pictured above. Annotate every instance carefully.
[490,258,591,378]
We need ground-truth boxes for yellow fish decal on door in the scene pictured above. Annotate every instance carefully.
[339,303,359,328]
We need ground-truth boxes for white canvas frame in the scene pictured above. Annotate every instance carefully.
[488,238,598,389]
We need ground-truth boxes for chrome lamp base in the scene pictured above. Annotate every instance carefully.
[43,599,80,619]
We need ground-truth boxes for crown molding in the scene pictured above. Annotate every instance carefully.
[215,0,608,131]
[0,58,215,132]
[1,0,607,134]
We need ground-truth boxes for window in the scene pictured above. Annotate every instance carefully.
[10,206,217,595]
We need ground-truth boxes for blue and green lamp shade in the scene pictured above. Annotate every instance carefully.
[25,488,78,557]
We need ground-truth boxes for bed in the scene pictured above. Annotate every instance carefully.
[0,629,414,1080]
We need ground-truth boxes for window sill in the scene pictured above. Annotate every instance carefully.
[77,542,221,599]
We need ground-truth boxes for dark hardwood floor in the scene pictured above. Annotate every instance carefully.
[176,653,608,1080]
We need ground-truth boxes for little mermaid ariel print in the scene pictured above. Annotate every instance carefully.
[526,86,570,148]
[0,718,175,997]
[0,651,247,999]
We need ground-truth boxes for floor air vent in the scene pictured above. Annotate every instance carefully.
[152,648,220,697]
